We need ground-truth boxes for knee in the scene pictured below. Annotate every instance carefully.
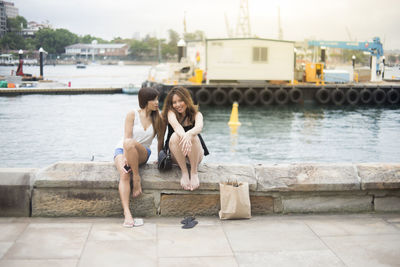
[119,172,130,182]
[123,138,137,152]
[169,133,180,146]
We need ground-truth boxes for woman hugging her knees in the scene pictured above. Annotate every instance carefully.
[162,86,209,191]
[114,87,165,227]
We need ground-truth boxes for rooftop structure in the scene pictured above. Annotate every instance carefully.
[65,43,129,58]
[21,21,51,37]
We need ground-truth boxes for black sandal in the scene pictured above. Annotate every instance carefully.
[180,216,196,225]
[182,220,198,229]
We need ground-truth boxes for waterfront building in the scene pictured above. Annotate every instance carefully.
[0,1,19,38]
[65,43,129,59]
[21,21,51,38]
[0,1,6,38]
[3,1,18,18]
[188,38,295,83]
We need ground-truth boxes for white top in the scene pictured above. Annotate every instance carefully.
[116,109,155,149]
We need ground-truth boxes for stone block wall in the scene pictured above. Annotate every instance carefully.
[1,162,399,217]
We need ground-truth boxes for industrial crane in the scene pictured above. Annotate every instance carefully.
[308,37,384,82]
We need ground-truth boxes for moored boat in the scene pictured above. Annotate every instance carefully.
[122,84,140,94]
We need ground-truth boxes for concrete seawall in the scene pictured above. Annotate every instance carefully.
[1,162,399,217]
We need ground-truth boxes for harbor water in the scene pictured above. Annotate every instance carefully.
[1,65,400,168]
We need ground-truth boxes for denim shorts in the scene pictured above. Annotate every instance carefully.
[113,147,151,163]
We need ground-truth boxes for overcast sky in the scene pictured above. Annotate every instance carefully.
[12,0,400,50]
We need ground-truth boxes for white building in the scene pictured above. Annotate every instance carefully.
[3,1,18,18]
[199,38,295,82]
[65,43,129,57]
[21,21,51,37]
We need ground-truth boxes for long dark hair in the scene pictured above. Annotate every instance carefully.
[161,86,198,125]
[138,87,163,136]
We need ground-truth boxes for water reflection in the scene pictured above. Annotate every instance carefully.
[200,103,400,164]
[0,94,399,168]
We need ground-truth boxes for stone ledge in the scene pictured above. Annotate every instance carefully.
[34,162,118,189]
[0,168,38,217]
[34,162,257,191]
[357,163,400,190]
[255,163,360,192]
[1,162,400,217]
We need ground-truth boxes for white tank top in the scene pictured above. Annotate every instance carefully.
[116,109,155,149]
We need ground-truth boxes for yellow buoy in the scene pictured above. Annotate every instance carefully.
[228,102,241,127]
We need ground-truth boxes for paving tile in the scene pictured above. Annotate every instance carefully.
[88,222,156,241]
[78,240,157,267]
[380,215,400,223]
[222,219,327,252]
[305,217,400,236]
[322,234,400,267]
[159,256,238,267]
[146,216,222,226]
[235,250,345,267]
[0,218,16,224]
[157,225,233,257]
[5,223,91,259]
[0,242,13,259]
[0,224,27,241]
[0,259,77,267]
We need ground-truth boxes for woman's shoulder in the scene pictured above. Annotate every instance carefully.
[194,110,203,118]
[126,110,136,119]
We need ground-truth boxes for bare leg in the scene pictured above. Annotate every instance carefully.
[169,133,190,190]
[115,155,133,224]
[187,136,204,191]
[123,139,149,198]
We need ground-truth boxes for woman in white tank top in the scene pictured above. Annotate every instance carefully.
[114,87,165,227]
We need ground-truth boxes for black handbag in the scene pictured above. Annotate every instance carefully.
[158,148,172,170]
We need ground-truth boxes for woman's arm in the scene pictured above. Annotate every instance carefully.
[124,111,135,140]
[178,111,204,156]
[186,112,203,136]
[167,110,186,138]
[157,117,166,154]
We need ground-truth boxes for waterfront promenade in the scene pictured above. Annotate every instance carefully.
[0,213,399,267]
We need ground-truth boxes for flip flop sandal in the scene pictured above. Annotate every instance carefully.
[182,220,198,229]
[123,220,134,228]
[133,218,144,227]
[180,216,196,224]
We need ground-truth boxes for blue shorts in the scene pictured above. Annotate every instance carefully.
[113,147,151,163]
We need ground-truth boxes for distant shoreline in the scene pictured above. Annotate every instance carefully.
[0,60,175,67]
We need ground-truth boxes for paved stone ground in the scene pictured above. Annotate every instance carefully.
[0,213,399,267]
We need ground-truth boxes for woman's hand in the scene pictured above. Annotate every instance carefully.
[179,132,192,156]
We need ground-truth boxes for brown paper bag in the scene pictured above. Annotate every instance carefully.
[219,181,251,219]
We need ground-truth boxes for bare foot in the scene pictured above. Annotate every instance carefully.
[132,175,142,198]
[190,172,200,191]
[180,172,190,190]
[123,211,134,227]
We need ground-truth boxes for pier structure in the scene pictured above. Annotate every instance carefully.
[145,81,400,106]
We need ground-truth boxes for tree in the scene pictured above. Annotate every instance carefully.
[35,28,79,54]
[168,29,180,46]
[80,34,108,44]
[184,30,205,41]
[7,16,27,32]
[0,32,25,50]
